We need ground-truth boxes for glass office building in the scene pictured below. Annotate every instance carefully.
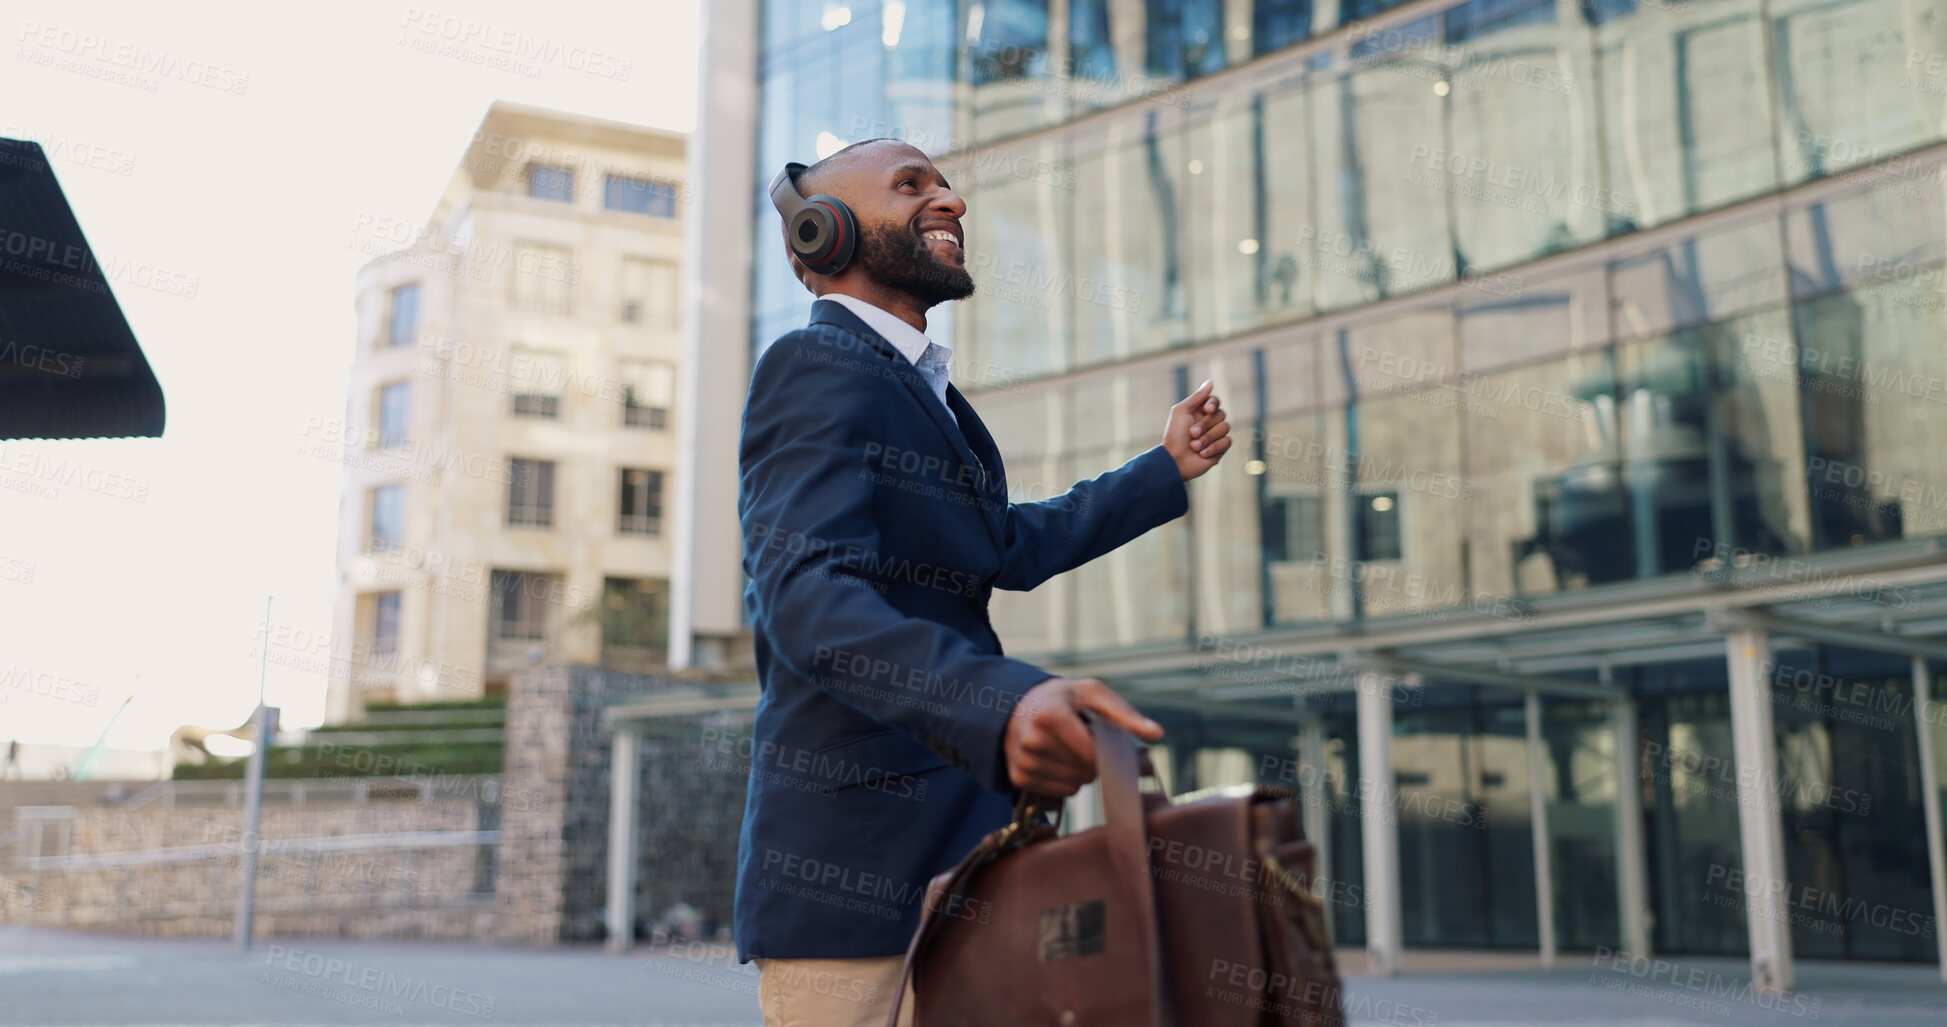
[716,0,1947,981]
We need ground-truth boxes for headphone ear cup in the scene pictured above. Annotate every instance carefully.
[795,194,858,276]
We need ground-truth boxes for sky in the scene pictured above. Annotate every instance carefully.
[0,0,702,754]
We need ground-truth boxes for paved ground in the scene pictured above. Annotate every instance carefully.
[2,927,1942,1025]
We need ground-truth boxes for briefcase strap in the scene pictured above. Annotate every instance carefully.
[885,716,1173,1027]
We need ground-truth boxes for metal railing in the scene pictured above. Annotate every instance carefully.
[21,829,499,871]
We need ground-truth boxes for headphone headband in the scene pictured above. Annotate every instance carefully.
[767,162,812,219]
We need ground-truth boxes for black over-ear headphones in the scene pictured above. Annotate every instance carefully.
[768,162,858,276]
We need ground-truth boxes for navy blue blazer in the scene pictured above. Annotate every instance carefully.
[733,299,1189,960]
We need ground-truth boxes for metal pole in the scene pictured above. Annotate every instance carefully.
[1724,627,1793,993]
[606,728,640,952]
[1357,671,1401,977]
[1610,685,1652,957]
[1526,690,1556,965]
[235,596,272,950]
[1910,657,1947,984]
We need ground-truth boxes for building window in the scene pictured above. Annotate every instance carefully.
[621,361,674,429]
[1262,494,1325,562]
[1252,0,1313,55]
[511,393,559,418]
[970,0,1050,85]
[604,175,678,217]
[1358,492,1403,562]
[600,577,669,650]
[512,243,575,315]
[372,592,401,655]
[370,484,404,552]
[623,392,666,429]
[618,468,663,535]
[527,164,575,202]
[386,283,419,346]
[1146,0,1227,80]
[376,383,410,448]
[619,257,678,327]
[490,570,553,642]
[506,459,555,528]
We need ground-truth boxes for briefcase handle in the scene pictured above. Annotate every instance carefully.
[886,713,1173,1027]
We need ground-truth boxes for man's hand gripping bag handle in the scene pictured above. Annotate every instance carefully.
[885,714,1172,1027]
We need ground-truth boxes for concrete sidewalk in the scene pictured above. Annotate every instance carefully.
[1,927,1940,1025]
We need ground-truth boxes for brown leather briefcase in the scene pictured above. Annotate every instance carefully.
[887,716,1345,1026]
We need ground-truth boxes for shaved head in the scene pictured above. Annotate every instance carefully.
[778,137,972,318]
[795,137,916,197]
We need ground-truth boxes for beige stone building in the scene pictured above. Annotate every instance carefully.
[327,102,686,722]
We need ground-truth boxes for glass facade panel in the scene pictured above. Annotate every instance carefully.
[954,136,1069,380]
[1595,0,1777,230]
[1463,347,1616,596]
[1068,119,1186,367]
[748,0,1947,966]
[1393,689,1535,947]
[1638,670,1747,955]
[1771,648,1936,961]
[982,386,1068,654]
[1540,697,1622,952]
[1771,0,1947,185]
[1436,0,1603,271]
[1065,369,1193,650]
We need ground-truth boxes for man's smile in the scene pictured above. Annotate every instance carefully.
[917,219,964,262]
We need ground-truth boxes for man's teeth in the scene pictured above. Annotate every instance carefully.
[923,230,957,244]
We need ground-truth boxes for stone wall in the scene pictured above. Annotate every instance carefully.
[492,665,752,945]
[1,664,756,947]
[494,664,658,943]
[0,797,495,939]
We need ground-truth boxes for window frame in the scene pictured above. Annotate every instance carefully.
[506,458,556,528]
[617,467,664,536]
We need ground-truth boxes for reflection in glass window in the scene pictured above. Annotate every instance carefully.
[885,0,958,152]
[1770,0,1944,186]
[1597,0,1776,230]
[1253,0,1314,56]
[1068,0,1118,81]
[1146,0,1227,80]
[1357,491,1403,561]
[1264,494,1326,562]
[969,0,1050,85]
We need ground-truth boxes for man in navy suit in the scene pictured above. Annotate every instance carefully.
[736,139,1232,1026]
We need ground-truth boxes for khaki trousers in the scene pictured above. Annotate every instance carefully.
[755,955,913,1027]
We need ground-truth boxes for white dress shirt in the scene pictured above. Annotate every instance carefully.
[824,293,957,426]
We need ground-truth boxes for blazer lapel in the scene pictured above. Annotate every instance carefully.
[947,385,1009,534]
[808,301,1003,549]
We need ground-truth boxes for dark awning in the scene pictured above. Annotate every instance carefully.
[0,138,165,439]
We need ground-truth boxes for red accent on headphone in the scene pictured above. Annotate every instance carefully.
[806,200,846,267]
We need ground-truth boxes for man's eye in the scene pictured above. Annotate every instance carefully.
[898,179,916,190]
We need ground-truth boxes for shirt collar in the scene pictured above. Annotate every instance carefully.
[822,293,945,369]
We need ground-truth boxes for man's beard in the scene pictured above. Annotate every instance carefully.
[857,218,975,307]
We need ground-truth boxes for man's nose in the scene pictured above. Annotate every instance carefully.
[930,187,966,218]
